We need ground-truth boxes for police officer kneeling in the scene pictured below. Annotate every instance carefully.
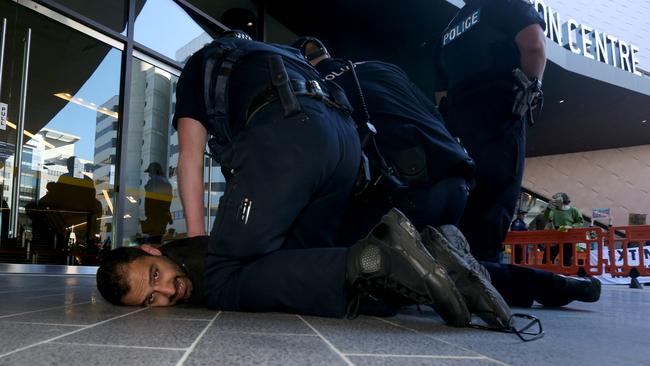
[99,29,472,326]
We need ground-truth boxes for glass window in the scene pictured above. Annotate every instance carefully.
[50,0,129,34]
[0,1,121,265]
[123,57,226,245]
[134,0,216,63]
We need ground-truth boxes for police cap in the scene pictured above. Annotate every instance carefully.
[291,36,327,61]
[218,29,252,40]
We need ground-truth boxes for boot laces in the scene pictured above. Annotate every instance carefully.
[470,312,544,342]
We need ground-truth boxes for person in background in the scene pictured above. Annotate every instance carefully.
[545,192,584,265]
[510,209,529,231]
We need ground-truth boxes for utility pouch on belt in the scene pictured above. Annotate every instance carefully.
[345,60,408,201]
[268,55,301,117]
[511,68,543,125]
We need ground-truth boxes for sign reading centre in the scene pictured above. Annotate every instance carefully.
[533,0,642,76]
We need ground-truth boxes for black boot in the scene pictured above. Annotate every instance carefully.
[347,208,470,327]
[536,275,601,307]
[421,225,512,328]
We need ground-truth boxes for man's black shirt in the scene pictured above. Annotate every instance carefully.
[160,237,208,305]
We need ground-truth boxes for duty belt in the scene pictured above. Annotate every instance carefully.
[245,79,347,122]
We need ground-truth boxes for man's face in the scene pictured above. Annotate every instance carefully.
[121,255,193,307]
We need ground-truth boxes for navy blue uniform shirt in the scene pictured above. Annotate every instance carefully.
[173,39,319,134]
[315,57,475,184]
[432,0,544,93]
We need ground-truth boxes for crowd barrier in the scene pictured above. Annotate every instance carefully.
[503,225,650,278]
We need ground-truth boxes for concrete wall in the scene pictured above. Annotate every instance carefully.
[523,144,650,226]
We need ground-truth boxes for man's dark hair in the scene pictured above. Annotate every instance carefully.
[96,247,152,305]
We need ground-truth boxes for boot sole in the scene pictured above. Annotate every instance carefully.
[422,226,512,328]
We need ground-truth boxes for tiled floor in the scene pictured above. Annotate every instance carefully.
[0,273,649,366]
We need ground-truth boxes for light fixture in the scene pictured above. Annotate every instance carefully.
[4,119,56,149]
[559,100,565,103]
[54,92,119,119]
[246,22,253,26]
[642,120,647,124]
[123,214,132,219]
[126,195,137,204]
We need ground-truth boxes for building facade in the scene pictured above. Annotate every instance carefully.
[0,0,648,266]
[0,0,300,265]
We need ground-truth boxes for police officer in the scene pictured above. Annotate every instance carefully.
[170,30,470,324]
[291,38,521,329]
[293,37,598,315]
[291,37,476,242]
[433,0,546,262]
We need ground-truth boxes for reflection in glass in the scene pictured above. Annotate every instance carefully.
[124,58,178,246]
[125,56,227,246]
[134,0,214,63]
[0,1,120,265]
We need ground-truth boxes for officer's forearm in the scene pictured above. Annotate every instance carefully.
[177,117,208,237]
[178,160,206,237]
[515,24,547,80]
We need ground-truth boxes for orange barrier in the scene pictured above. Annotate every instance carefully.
[604,226,650,277]
[504,226,650,277]
[504,228,606,276]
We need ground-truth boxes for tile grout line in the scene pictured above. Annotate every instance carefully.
[297,315,355,366]
[0,321,84,327]
[345,353,490,360]
[0,286,83,294]
[0,301,92,319]
[375,317,513,366]
[175,311,222,366]
[0,307,149,359]
[0,274,95,278]
[23,293,71,299]
[210,331,317,337]
[49,341,187,351]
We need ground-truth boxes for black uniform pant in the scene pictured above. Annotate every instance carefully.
[482,261,566,307]
[337,176,470,246]
[204,98,360,318]
[335,173,566,308]
[447,99,526,263]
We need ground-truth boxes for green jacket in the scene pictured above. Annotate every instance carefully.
[544,206,584,229]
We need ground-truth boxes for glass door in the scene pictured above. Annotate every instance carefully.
[0,0,122,265]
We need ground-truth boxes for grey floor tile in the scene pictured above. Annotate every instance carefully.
[0,322,80,356]
[212,312,313,334]
[0,274,95,291]
[58,314,209,348]
[390,290,650,366]
[0,343,183,366]
[302,315,478,357]
[183,331,347,366]
[349,356,504,366]
[144,304,221,320]
[1,273,650,366]
[1,302,139,325]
